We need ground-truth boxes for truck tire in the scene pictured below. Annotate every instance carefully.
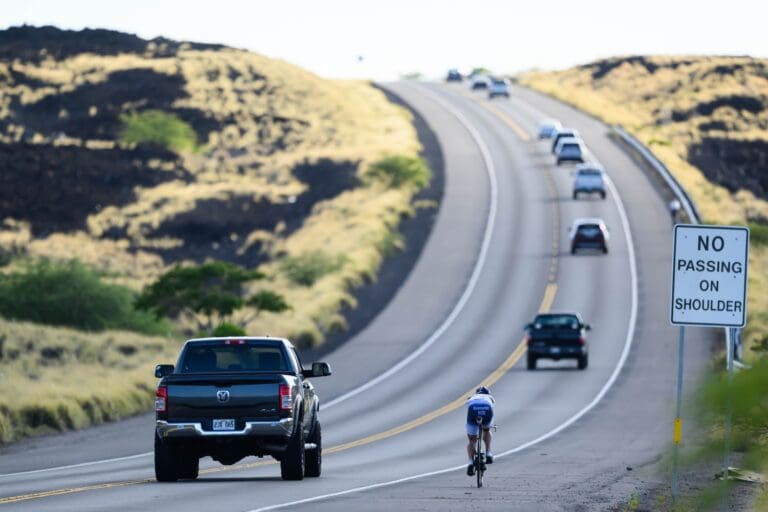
[305,421,322,477]
[155,436,179,482]
[281,424,305,480]
[178,452,199,480]
[527,354,537,370]
[578,354,588,370]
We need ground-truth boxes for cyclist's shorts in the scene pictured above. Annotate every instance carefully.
[466,401,494,436]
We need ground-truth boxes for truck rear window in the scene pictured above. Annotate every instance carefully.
[532,315,580,329]
[179,343,289,373]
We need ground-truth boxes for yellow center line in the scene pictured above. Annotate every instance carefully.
[0,479,153,505]
[453,87,531,142]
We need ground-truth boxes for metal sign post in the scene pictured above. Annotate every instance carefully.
[670,225,749,508]
[671,326,685,503]
[721,327,736,511]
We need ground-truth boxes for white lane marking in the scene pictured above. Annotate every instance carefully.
[323,83,500,409]
[0,452,152,479]
[245,91,639,512]
[0,82,500,477]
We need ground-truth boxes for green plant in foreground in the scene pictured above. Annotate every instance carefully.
[748,222,768,247]
[365,155,431,189]
[687,357,768,506]
[135,261,289,334]
[0,259,169,334]
[119,109,198,153]
[280,251,347,287]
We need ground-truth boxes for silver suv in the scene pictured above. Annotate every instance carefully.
[572,164,606,199]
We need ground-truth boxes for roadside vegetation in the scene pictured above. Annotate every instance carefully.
[0,26,427,443]
[119,109,199,153]
[520,55,768,508]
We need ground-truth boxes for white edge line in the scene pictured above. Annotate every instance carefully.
[0,83,498,479]
[246,93,639,512]
[323,83,499,409]
[0,451,152,479]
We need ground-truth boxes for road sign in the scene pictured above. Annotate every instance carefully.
[671,225,749,327]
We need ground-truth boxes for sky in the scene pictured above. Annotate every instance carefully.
[3,0,767,79]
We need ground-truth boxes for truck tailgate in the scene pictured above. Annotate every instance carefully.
[166,375,284,428]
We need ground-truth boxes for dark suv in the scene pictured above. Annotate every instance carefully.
[569,218,609,254]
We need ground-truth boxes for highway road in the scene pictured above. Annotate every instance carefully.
[0,82,714,511]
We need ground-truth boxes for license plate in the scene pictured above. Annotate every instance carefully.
[213,419,235,431]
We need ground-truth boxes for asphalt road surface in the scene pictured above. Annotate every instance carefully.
[0,82,714,511]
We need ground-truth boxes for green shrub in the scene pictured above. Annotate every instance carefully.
[749,222,768,246]
[0,260,170,334]
[280,251,347,287]
[211,322,247,337]
[119,109,198,153]
[365,155,431,189]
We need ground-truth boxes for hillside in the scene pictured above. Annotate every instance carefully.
[0,25,424,342]
[0,26,426,442]
[520,56,768,356]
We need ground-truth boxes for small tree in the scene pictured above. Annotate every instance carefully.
[135,261,289,334]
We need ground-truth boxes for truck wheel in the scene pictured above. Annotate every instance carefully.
[305,421,322,477]
[178,452,199,480]
[281,424,305,480]
[600,191,606,199]
[578,355,588,370]
[527,354,537,370]
[573,191,578,200]
[154,436,179,482]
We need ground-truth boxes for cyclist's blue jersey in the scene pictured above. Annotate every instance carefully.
[466,393,495,430]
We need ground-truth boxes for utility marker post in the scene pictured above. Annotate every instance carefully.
[670,225,749,508]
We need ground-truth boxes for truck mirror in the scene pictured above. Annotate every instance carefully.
[311,362,332,377]
[584,324,592,331]
[155,364,174,378]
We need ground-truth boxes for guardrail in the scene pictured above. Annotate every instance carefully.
[611,125,748,369]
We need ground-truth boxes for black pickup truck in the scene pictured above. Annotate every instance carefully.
[524,313,590,370]
[153,337,331,481]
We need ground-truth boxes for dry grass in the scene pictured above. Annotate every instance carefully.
[519,56,768,359]
[0,318,181,443]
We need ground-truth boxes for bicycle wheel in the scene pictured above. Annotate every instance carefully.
[476,436,483,488]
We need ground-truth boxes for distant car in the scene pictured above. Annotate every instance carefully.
[551,128,580,154]
[569,218,609,254]
[470,75,489,90]
[487,77,510,98]
[572,164,607,199]
[525,312,590,370]
[446,69,463,82]
[555,139,586,165]
[538,119,562,139]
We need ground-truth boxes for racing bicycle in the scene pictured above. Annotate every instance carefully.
[472,417,497,488]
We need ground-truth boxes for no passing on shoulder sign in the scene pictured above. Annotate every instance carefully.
[671,225,749,327]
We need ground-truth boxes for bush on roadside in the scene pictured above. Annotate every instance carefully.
[365,155,431,190]
[0,259,170,334]
[280,251,347,287]
[119,109,198,153]
[211,322,247,337]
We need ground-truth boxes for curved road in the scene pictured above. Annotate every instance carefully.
[0,82,712,511]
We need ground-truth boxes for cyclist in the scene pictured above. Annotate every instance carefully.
[669,199,681,224]
[466,386,495,476]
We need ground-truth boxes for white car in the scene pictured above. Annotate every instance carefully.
[488,78,510,99]
[572,164,607,199]
[470,75,489,90]
[538,119,562,139]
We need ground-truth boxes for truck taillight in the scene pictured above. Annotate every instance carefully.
[578,336,586,345]
[525,335,532,346]
[279,384,292,411]
[155,386,167,412]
